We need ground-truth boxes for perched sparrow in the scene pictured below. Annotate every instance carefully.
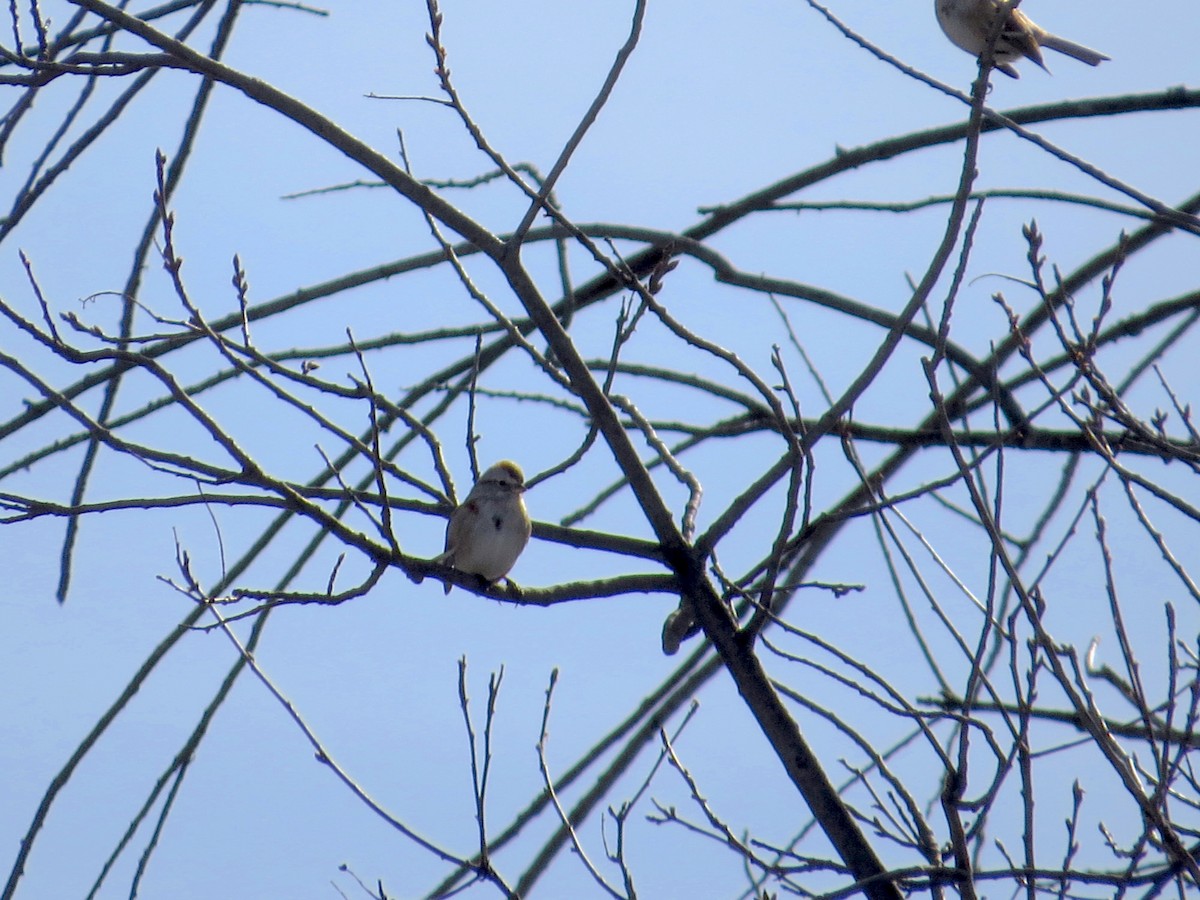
[935,0,1110,78]
[435,460,531,594]
[661,603,701,656]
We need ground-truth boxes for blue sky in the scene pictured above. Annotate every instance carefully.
[2,1,1199,897]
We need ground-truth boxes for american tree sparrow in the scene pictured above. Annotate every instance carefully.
[936,0,1110,78]
[436,460,531,593]
[661,603,701,656]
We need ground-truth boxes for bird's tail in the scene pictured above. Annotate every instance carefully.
[1039,33,1110,67]
[433,550,454,594]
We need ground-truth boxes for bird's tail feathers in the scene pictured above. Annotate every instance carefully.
[1039,33,1110,66]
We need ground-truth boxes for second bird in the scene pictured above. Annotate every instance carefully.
[936,0,1110,78]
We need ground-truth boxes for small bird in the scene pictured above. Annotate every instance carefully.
[435,460,531,594]
[935,0,1110,79]
[661,603,700,656]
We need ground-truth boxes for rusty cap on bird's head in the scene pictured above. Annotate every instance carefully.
[480,460,526,490]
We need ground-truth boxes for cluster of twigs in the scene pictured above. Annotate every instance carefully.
[3,1,1200,898]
